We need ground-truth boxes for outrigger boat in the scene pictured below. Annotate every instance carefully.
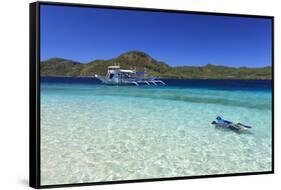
[95,64,166,86]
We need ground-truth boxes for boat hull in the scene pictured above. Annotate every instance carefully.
[95,75,165,86]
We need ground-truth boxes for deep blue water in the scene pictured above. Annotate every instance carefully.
[41,77,272,91]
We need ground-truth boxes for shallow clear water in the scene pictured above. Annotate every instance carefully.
[40,78,272,185]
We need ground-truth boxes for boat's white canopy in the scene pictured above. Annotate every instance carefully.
[108,66,120,69]
[120,69,135,73]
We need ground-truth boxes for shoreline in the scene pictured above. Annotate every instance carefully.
[40,76,272,81]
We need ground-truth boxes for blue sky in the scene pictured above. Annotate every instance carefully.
[40,5,272,67]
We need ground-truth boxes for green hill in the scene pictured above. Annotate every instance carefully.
[41,51,272,80]
[41,58,82,76]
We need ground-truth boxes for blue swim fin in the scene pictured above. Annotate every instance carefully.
[237,123,252,128]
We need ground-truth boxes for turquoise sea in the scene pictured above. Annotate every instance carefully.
[40,77,272,185]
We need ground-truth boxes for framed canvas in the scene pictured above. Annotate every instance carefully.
[29,1,274,188]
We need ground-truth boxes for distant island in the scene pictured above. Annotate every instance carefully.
[41,51,272,80]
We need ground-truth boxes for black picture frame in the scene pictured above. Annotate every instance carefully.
[29,1,274,189]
